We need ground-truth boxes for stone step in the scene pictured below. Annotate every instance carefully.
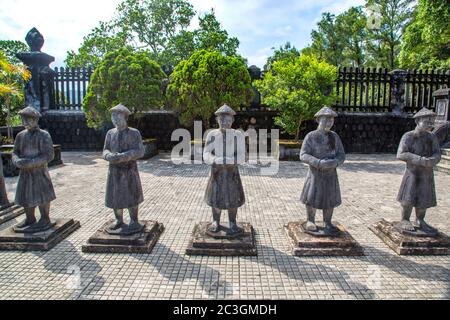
[436,163,450,175]
[440,155,450,166]
[442,149,450,156]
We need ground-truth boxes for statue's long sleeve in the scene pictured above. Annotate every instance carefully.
[397,134,422,165]
[300,135,321,168]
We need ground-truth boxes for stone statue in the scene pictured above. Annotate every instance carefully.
[396,107,441,235]
[16,28,55,112]
[300,106,346,236]
[0,160,10,208]
[203,104,246,235]
[103,104,145,235]
[12,106,56,233]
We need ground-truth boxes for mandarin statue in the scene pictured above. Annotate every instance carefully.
[12,106,56,233]
[103,104,145,235]
[203,104,246,236]
[299,106,346,236]
[396,107,441,235]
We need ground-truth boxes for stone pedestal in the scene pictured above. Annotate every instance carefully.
[186,222,257,256]
[0,203,25,225]
[285,221,364,256]
[0,218,80,251]
[369,219,450,255]
[82,220,164,254]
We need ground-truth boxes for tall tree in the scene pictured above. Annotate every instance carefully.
[309,12,345,67]
[336,6,368,67]
[65,21,130,68]
[399,0,450,69]
[264,42,300,71]
[366,0,416,69]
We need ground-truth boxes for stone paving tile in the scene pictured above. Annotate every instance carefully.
[0,152,449,300]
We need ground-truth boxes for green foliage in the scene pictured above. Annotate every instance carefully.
[82,48,166,129]
[0,41,29,126]
[0,40,28,65]
[65,21,131,68]
[399,0,450,69]
[255,54,337,140]
[166,50,253,127]
[0,50,30,139]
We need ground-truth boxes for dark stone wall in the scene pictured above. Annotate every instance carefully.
[39,111,106,151]
[35,110,417,154]
[332,113,416,153]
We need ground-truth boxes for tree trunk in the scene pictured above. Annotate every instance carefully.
[295,118,303,141]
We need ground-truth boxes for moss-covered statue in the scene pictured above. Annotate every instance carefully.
[103,104,145,235]
[203,104,246,235]
[12,106,56,233]
[300,106,346,236]
[396,107,441,235]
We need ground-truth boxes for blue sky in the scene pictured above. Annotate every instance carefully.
[0,0,365,68]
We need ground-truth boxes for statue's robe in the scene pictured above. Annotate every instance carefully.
[12,128,56,207]
[103,127,144,209]
[300,130,346,210]
[203,129,246,209]
[397,129,441,208]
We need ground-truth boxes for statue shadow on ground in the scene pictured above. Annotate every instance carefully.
[133,243,234,299]
[359,246,450,299]
[244,244,376,299]
[33,241,105,300]
[61,153,102,166]
[339,161,405,174]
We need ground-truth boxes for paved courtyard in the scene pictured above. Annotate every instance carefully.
[0,152,449,300]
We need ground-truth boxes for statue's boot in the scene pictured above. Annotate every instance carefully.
[323,208,339,235]
[15,207,37,229]
[415,208,437,234]
[398,205,415,231]
[127,206,144,234]
[30,203,54,232]
[109,209,125,230]
[227,209,243,235]
[305,205,318,232]
[208,208,221,233]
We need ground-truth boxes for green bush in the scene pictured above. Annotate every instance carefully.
[254,53,337,140]
[82,48,166,129]
[166,49,253,127]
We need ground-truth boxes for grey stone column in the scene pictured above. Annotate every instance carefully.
[390,69,408,116]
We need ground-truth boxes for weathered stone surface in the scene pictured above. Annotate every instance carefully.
[186,222,257,256]
[369,219,450,255]
[0,218,80,251]
[82,220,164,254]
[285,221,364,256]
[0,204,25,225]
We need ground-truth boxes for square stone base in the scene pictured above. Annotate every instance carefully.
[0,204,25,225]
[82,220,165,254]
[0,218,80,251]
[285,221,364,256]
[186,222,257,256]
[369,219,450,255]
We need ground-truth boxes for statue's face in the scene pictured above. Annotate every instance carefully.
[111,112,128,130]
[26,28,44,51]
[217,114,234,129]
[416,116,435,132]
[21,116,39,130]
[317,116,334,132]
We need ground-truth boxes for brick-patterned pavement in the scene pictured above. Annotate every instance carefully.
[1,152,449,300]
